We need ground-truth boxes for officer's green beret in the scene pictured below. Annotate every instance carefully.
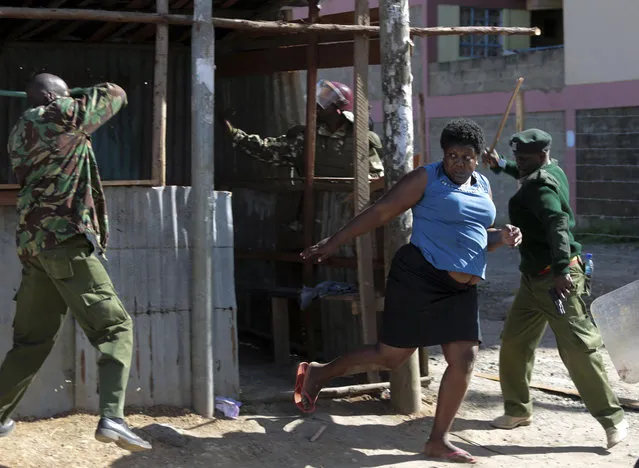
[509,128,552,153]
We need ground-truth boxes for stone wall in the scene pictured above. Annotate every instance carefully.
[575,107,639,233]
[429,48,564,96]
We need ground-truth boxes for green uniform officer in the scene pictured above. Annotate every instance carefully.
[220,79,385,182]
[482,129,628,449]
[0,73,150,452]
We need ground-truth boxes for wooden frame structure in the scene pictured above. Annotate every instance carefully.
[0,2,540,275]
[0,4,539,194]
[0,2,539,409]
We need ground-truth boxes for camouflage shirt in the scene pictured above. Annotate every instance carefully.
[230,122,385,179]
[8,83,127,258]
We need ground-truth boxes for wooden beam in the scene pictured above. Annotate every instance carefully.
[151,0,168,186]
[353,0,379,384]
[211,20,544,39]
[0,191,17,207]
[206,0,292,46]
[217,6,381,53]
[0,6,193,24]
[247,376,432,404]
[217,39,382,76]
[0,8,542,37]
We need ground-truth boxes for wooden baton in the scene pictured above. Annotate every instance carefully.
[484,77,524,167]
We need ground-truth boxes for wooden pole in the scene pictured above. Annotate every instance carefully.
[151,0,168,186]
[0,7,193,24]
[247,376,433,403]
[380,0,421,415]
[191,0,215,418]
[353,0,380,384]
[0,7,541,37]
[302,0,320,361]
[418,92,427,166]
[415,76,429,381]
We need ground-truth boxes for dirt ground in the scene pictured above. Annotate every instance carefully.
[1,243,638,468]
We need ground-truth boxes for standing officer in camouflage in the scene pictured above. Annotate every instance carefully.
[482,129,628,449]
[220,79,385,182]
[0,73,151,452]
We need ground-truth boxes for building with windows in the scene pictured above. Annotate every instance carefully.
[293,0,639,235]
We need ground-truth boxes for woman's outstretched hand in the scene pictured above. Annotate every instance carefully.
[301,237,340,263]
[501,224,522,248]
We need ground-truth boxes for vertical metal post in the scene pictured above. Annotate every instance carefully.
[191,0,215,418]
[152,0,168,186]
[353,0,379,384]
[302,0,320,360]
[380,0,421,415]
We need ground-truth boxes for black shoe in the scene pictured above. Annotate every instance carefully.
[95,417,152,452]
[0,419,15,438]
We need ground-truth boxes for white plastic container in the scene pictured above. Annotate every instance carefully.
[590,279,639,384]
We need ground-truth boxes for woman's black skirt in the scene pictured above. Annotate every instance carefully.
[379,243,481,348]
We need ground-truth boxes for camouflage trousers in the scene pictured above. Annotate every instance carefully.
[498,262,624,429]
[0,235,133,422]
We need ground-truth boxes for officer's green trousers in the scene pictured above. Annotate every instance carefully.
[0,236,133,423]
[499,263,624,429]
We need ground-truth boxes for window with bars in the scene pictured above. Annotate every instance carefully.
[459,7,503,58]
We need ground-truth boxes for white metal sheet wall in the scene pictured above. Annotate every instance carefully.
[0,186,238,418]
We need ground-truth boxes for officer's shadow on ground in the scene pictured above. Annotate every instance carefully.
[109,399,610,468]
